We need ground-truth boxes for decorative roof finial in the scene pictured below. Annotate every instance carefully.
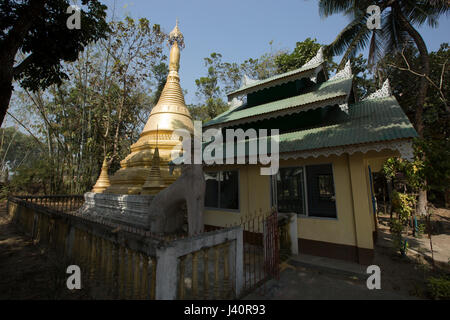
[364,79,392,100]
[168,19,185,49]
[241,74,258,88]
[329,60,352,81]
[302,47,324,68]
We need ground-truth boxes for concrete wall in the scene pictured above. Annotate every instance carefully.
[8,197,244,299]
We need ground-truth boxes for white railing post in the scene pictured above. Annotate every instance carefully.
[155,245,178,300]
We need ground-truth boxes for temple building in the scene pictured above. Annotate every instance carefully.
[201,48,417,264]
[90,23,417,264]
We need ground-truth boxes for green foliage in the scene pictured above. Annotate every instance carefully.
[350,54,376,99]
[275,38,326,73]
[9,157,55,195]
[416,222,426,238]
[391,191,416,222]
[379,43,449,204]
[192,39,336,122]
[390,190,416,255]
[383,157,425,192]
[2,0,109,91]
[0,127,42,172]
[427,276,450,300]
[9,16,166,194]
[188,98,228,123]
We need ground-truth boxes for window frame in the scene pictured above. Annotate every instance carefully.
[275,163,338,220]
[204,169,240,212]
[275,165,308,217]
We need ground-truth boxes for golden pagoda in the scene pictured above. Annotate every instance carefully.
[104,21,193,195]
[92,157,111,193]
[141,147,166,195]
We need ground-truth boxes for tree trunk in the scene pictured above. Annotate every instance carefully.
[395,6,430,216]
[0,0,46,126]
[0,65,14,126]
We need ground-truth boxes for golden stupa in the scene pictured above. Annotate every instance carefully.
[102,21,193,195]
[92,157,111,193]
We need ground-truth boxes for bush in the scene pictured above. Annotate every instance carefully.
[427,276,450,300]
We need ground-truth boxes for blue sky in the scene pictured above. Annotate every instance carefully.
[105,0,449,105]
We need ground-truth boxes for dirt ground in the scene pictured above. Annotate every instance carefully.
[246,209,450,300]
[373,208,450,298]
[0,203,93,299]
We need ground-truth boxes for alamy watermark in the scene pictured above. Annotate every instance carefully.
[170,121,280,175]
[66,5,81,30]
[367,5,381,30]
[66,265,81,289]
[366,265,381,289]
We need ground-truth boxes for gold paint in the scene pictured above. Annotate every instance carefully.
[150,258,157,300]
[133,251,140,299]
[111,243,119,296]
[203,249,209,299]
[223,243,230,299]
[214,246,220,298]
[105,21,193,195]
[119,246,126,298]
[92,158,111,193]
[179,255,186,299]
[141,254,149,300]
[127,249,133,299]
[100,238,106,284]
[89,235,96,282]
[192,252,199,299]
[35,215,41,243]
[140,147,166,195]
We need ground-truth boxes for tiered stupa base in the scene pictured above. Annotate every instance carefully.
[104,131,182,194]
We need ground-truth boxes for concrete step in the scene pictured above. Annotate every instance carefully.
[288,253,368,280]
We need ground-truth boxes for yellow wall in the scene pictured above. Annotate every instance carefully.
[203,164,272,227]
[204,150,397,250]
[281,155,358,247]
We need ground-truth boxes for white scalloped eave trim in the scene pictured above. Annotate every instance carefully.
[280,139,414,161]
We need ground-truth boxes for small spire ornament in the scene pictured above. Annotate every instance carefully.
[92,157,111,193]
[141,126,165,195]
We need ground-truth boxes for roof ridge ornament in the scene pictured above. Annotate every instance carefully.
[228,97,244,109]
[302,47,324,68]
[329,60,352,81]
[241,74,259,88]
[364,79,392,100]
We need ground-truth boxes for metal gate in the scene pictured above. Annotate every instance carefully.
[238,210,280,295]
[204,210,280,296]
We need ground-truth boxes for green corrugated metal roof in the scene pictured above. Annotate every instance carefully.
[227,61,323,97]
[202,96,417,158]
[205,77,352,127]
[278,96,417,153]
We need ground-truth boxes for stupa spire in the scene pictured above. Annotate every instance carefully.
[92,157,111,193]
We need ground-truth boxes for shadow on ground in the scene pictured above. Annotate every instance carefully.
[0,204,91,300]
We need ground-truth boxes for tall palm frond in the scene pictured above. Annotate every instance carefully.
[381,8,413,58]
[318,0,358,17]
[401,0,450,27]
[319,0,449,70]
[324,7,383,69]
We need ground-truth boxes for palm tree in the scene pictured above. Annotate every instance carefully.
[318,0,449,215]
